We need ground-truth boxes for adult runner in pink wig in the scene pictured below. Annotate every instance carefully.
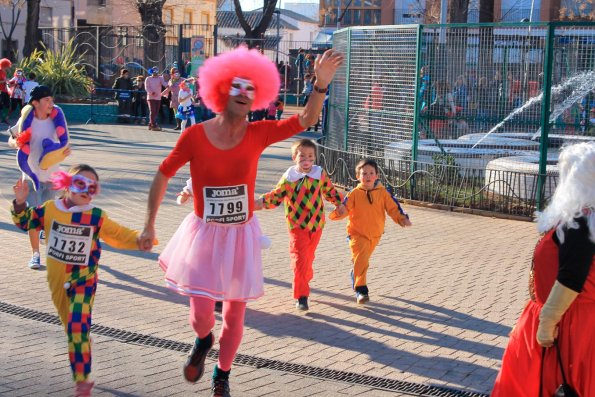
[140,48,344,397]
[198,46,280,113]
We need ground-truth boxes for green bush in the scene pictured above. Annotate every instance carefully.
[17,39,93,101]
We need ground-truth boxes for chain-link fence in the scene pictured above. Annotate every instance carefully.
[322,22,595,218]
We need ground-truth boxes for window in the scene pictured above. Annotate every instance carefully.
[353,9,361,24]
[164,8,173,25]
[364,9,372,24]
[343,9,352,25]
[201,12,209,25]
[373,9,381,24]
[353,0,361,6]
[39,6,52,27]
[184,10,192,25]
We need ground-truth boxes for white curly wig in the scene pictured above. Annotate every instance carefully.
[536,141,595,243]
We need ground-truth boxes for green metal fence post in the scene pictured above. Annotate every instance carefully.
[344,28,352,151]
[411,24,423,198]
[537,23,555,211]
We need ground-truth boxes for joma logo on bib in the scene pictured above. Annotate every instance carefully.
[211,187,239,197]
[56,225,85,235]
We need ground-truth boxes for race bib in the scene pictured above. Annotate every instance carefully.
[47,221,94,266]
[203,184,249,224]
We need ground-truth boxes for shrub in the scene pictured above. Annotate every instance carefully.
[17,39,93,101]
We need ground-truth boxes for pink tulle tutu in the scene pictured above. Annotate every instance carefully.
[159,213,265,301]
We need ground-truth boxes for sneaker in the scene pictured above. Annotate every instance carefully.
[39,230,46,245]
[29,253,41,270]
[211,377,231,397]
[74,381,94,397]
[356,292,369,305]
[296,296,309,311]
[214,301,223,313]
[183,333,213,383]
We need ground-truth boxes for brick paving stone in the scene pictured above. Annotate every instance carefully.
[0,120,539,396]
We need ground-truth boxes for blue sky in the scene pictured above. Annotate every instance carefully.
[240,0,319,11]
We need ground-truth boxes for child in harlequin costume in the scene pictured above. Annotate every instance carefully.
[7,85,71,270]
[255,139,345,311]
[175,78,196,131]
[330,159,412,304]
[8,68,26,118]
[11,164,152,397]
[139,46,343,396]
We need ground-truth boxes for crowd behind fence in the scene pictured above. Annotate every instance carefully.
[39,24,322,92]
[324,22,595,218]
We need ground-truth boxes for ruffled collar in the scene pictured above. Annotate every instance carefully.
[284,165,322,182]
[54,199,94,213]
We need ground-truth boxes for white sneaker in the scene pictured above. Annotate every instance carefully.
[28,253,41,270]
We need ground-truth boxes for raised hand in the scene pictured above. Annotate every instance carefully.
[13,178,29,204]
[314,49,344,88]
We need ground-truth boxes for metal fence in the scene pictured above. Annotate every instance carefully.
[323,22,595,218]
[39,24,321,92]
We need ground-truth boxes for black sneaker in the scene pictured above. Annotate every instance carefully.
[183,332,213,383]
[296,296,309,311]
[211,377,231,397]
[356,292,369,304]
[214,301,223,313]
[355,285,369,304]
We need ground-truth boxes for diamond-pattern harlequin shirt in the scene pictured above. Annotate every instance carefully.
[261,165,343,231]
[11,199,139,290]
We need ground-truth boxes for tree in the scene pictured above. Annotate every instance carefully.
[23,0,42,57]
[0,0,25,59]
[232,0,278,48]
[448,0,469,23]
[136,0,166,69]
[478,0,494,22]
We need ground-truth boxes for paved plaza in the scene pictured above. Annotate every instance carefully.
[0,116,538,396]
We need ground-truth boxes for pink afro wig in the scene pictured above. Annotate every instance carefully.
[198,46,280,113]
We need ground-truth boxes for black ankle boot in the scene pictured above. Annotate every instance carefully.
[183,332,213,382]
[211,366,231,397]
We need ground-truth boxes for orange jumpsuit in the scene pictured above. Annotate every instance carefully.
[331,183,408,289]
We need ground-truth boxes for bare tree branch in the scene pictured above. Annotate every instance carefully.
[232,0,253,34]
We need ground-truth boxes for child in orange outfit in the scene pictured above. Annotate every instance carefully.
[330,159,412,304]
[255,139,345,310]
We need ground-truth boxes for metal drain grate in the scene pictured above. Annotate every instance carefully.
[1,300,488,397]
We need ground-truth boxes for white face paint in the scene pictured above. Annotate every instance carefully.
[229,77,255,100]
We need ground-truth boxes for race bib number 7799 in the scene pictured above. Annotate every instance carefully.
[203,184,249,224]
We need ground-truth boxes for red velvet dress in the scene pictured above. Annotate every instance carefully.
[491,225,595,397]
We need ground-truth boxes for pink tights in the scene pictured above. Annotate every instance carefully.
[189,297,246,371]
